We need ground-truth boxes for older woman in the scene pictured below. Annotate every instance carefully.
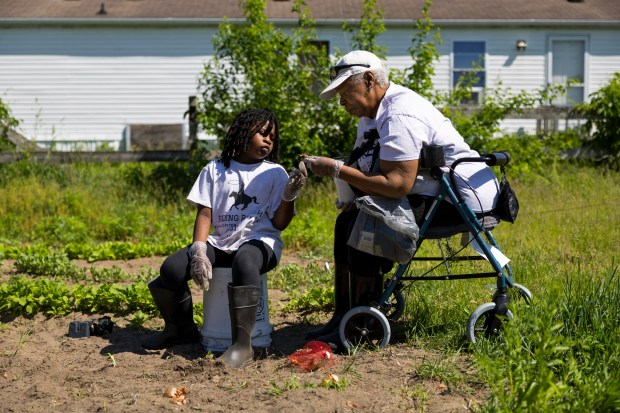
[303,50,500,348]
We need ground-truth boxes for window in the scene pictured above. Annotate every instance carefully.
[549,38,587,106]
[452,41,486,104]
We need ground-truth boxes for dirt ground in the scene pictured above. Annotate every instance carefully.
[0,255,489,413]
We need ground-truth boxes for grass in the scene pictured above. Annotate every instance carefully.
[0,160,619,412]
[283,164,620,412]
[0,161,194,248]
[471,166,620,412]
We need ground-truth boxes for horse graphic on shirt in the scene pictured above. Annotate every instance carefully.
[229,181,258,211]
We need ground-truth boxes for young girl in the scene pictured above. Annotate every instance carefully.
[141,108,306,368]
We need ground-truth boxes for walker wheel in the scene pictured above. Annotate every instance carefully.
[385,289,406,321]
[494,283,533,305]
[466,302,514,344]
[512,283,533,304]
[339,306,391,351]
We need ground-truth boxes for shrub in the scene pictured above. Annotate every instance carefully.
[574,72,620,170]
[0,98,19,150]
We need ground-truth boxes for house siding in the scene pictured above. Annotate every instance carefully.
[588,31,620,92]
[1,26,217,148]
[1,22,619,146]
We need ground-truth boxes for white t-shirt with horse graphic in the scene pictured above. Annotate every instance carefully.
[187,159,289,260]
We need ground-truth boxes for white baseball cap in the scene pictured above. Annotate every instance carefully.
[319,50,384,100]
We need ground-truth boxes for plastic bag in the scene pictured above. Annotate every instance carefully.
[347,196,419,263]
[288,341,337,372]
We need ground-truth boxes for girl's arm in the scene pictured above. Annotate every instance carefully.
[271,199,295,231]
[193,204,212,242]
[272,165,306,231]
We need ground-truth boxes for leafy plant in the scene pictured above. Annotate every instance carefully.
[269,262,333,293]
[197,0,343,169]
[574,72,620,170]
[15,253,86,280]
[280,286,333,316]
[89,265,130,283]
[0,277,158,317]
[475,269,620,413]
[128,310,149,328]
[0,277,73,316]
[0,98,19,150]
[443,83,572,150]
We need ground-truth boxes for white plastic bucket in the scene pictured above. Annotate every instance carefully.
[201,267,272,352]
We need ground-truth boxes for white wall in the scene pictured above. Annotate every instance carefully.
[1,23,618,146]
[1,26,216,148]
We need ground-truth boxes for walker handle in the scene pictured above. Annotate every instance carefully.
[484,151,511,167]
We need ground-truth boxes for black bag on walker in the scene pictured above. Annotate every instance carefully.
[494,166,520,223]
[347,196,419,263]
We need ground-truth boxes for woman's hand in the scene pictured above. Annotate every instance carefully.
[336,200,356,211]
[302,156,344,178]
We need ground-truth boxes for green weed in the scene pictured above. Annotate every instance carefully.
[127,310,149,328]
[280,286,334,316]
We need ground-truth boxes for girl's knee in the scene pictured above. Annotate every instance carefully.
[159,249,190,288]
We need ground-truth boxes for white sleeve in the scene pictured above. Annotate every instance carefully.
[378,114,432,162]
[187,162,215,208]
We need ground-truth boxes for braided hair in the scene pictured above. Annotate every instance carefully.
[221,108,280,168]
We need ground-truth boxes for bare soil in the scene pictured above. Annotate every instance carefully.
[0,255,488,413]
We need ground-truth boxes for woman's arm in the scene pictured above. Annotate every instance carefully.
[338,159,418,199]
[192,205,212,242]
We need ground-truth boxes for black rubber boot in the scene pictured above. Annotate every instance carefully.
[350,273,384,307]
[141,277,201,350]
[305,263,351,340]
[314,273,383,353]
[217,284,259,369]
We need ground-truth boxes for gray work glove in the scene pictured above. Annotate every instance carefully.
[282,161,308,202]
[302,156,344,178]
[188,241,212,291]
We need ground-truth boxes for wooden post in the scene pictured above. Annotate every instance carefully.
[188,95,198,151]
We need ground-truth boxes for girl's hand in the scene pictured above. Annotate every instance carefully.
[188,241,212,291]
[282,161,308,202]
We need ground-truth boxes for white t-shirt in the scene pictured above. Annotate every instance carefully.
[354,83,499,212]
[187,159,290,260]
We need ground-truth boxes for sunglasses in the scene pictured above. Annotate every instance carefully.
[329,63,371,81]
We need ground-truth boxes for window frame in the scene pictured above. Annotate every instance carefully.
[547,35,589,107]
[451,40,486,105]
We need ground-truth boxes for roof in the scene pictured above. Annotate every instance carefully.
[1,0,619,22]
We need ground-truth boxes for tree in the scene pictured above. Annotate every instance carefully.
[394,0,441,101]
[196,0,355,168]
[342,0,388,59]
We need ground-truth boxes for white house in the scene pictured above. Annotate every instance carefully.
[1,0,619,149]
